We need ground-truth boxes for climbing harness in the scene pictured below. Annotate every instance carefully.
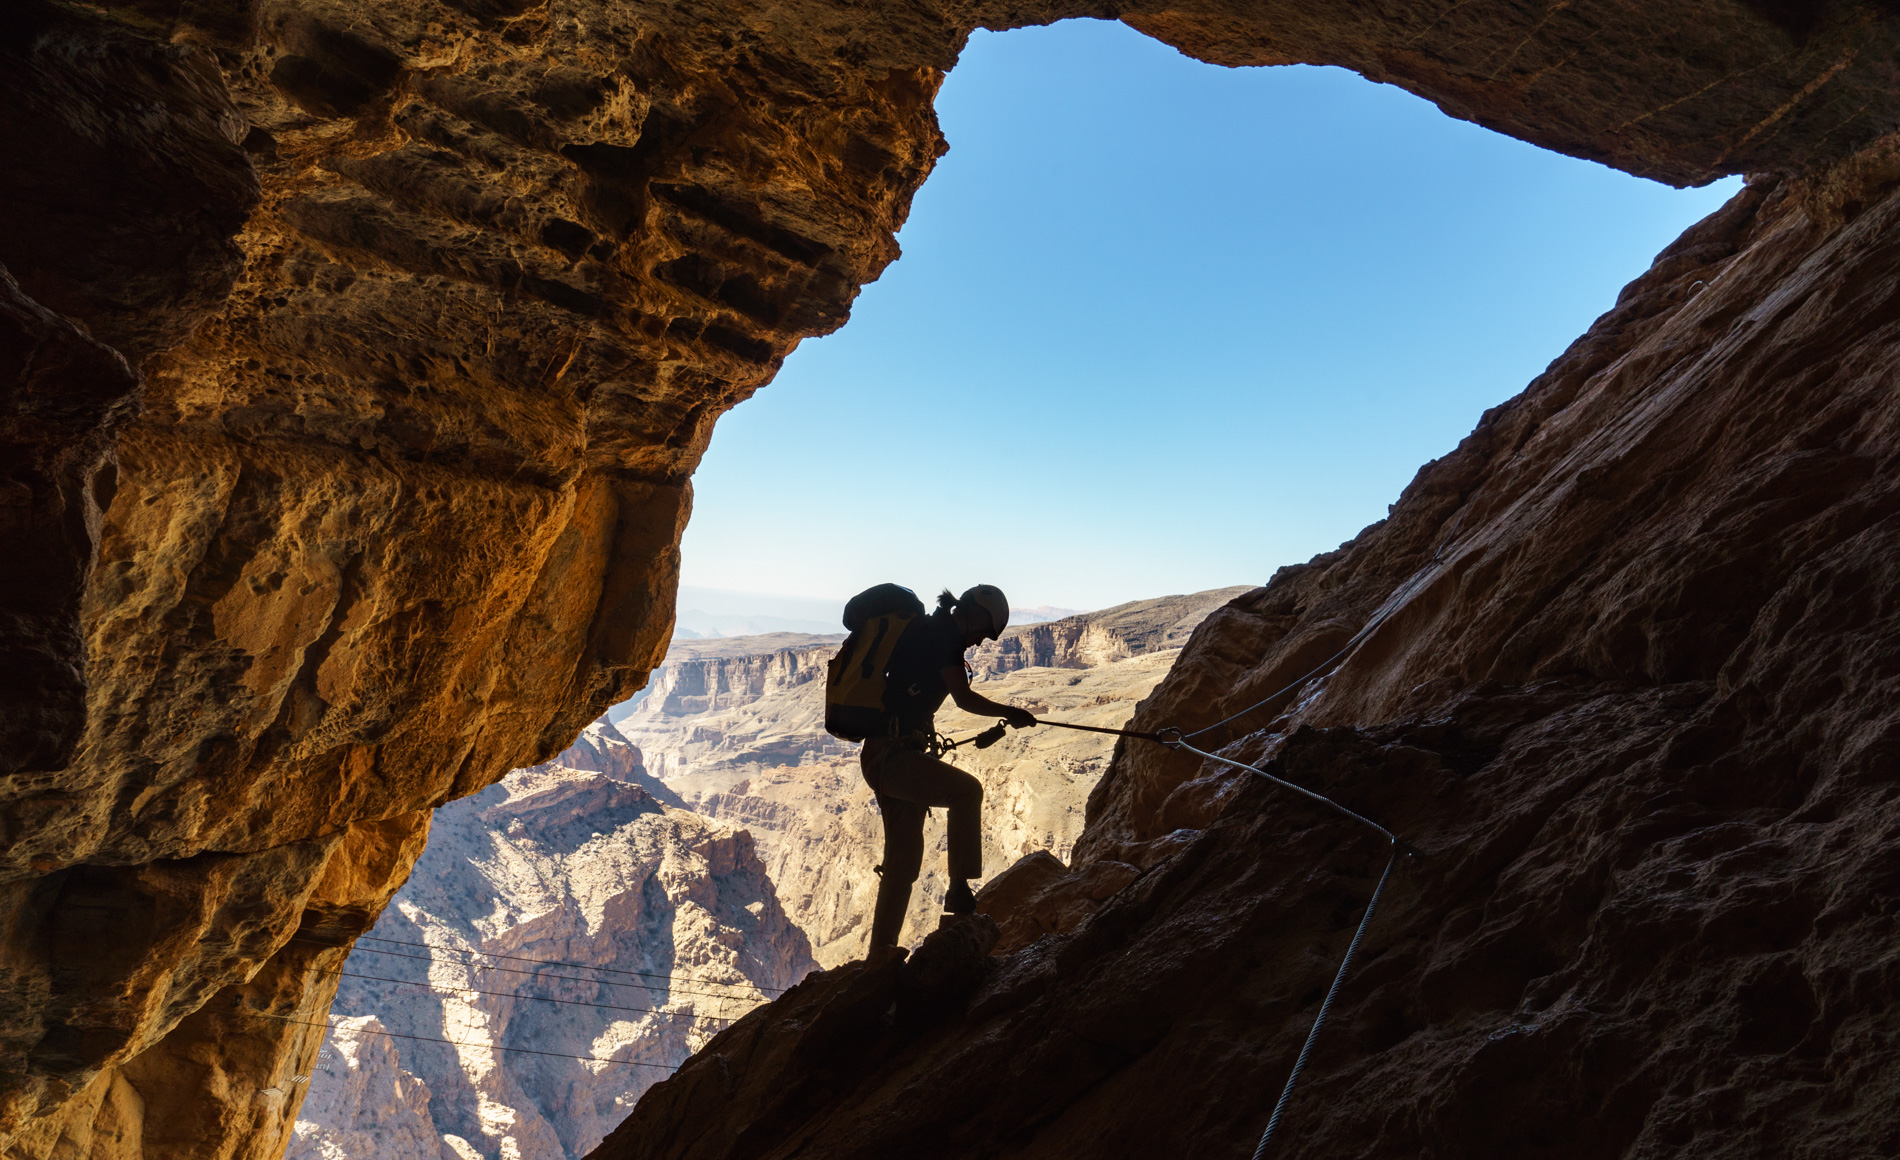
[933,723,1004,753]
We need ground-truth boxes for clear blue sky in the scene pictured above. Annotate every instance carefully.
[679,19,1742,614]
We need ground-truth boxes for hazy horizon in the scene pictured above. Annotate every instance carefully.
[669,583,1172,638]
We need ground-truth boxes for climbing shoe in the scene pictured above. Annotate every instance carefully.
[944,878,976,915]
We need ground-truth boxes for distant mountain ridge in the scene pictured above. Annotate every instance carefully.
[1008,605,1082,624]
[671,587,1149,638]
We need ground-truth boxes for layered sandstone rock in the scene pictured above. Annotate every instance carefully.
[6,0,936,1144]
[289,756,813,1160]
[635,632,849,731]
[615,635,850,801]
[9,0,1900,1154]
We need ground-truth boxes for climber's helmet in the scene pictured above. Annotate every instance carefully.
[959,584,1010,642]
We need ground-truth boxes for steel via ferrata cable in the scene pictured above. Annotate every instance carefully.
[950,715,1416,1152]
[1161,733,1407,1157]
[1181,548,1452,745]
[946,575,1434,1157]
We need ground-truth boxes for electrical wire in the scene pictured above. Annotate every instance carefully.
[352,933,788,994]
[293,936,783,1003]
[318,966,746,1024]
[246,1007,684,1070]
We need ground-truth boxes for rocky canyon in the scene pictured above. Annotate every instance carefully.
[6,0,1900,1157]
[287,593,1231,1155]
[286,722,810,1160]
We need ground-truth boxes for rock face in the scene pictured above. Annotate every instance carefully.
[634,635,845,740]
[619,589,1244,964]
[10,0,1900,1154]
[6,0,936,1145]
[285,1017,446,1160]
[588,176,1900,1158]
[968,588,1254,676]
[533,716,687,808]
[615,634,852,808]
[288,750,813,1160]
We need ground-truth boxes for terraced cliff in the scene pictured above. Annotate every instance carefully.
[288,732,811,1160]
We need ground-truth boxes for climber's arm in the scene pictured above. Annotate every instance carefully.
[941,664,1037,728]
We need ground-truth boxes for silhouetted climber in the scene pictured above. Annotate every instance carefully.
[824,583,1037,953]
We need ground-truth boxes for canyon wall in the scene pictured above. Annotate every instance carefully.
[7,0,1900,1155]
[968,587,1253,676]
[286,603,1205,1158]
[288,739,812,1160]
[636,635,843,722]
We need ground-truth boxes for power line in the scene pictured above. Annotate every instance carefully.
[247,1008,684,1070]
[298,933,786,996]
[322,967,745,1025]
[297,938,780,1006]
[337,943,760,1005]
[358,934,788,994]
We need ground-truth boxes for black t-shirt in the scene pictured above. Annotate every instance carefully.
[881,610,967,733]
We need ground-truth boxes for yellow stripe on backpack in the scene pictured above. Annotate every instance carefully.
[824,584,926,741]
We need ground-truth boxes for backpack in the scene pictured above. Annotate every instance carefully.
[825,584,927,741]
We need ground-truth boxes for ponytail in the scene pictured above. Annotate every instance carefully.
[936,588,959,614]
